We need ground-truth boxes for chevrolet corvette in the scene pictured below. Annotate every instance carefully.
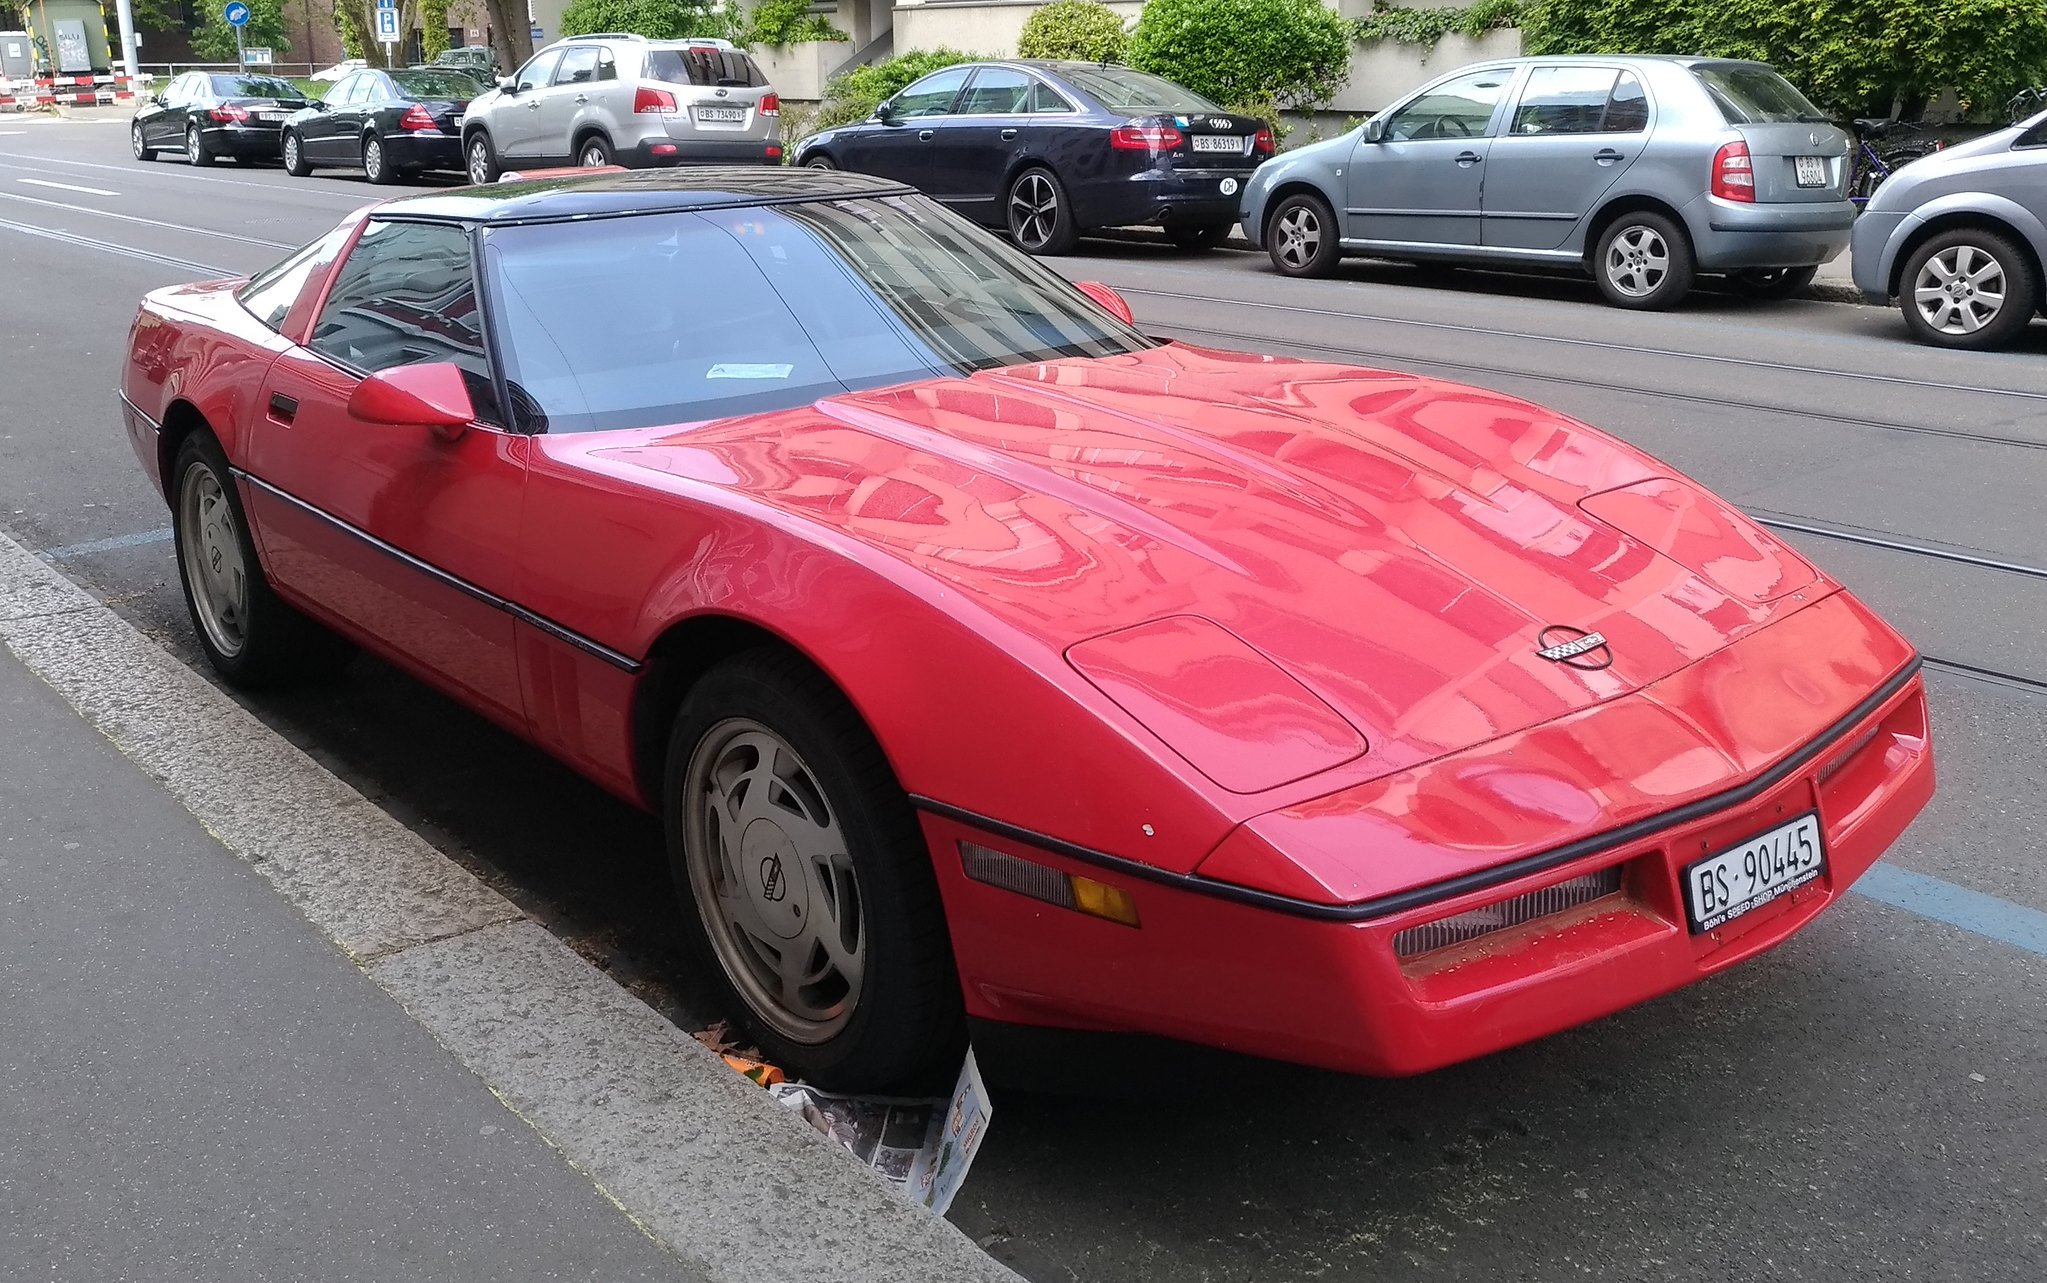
[120,168,1933,1090]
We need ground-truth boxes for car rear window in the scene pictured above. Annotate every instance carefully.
[1056,66,1218,115]
[644,47,766,88]
[389,69,484,99]
[1692,65,1827,124]
[480,195,1151,434]
[210,75,305,100]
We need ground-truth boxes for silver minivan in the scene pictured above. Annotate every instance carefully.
[1240,56,1855,309]
[462,34,781,182]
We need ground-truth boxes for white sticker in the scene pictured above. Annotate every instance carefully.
[1220,177,1240,197]
[707,363,793,379]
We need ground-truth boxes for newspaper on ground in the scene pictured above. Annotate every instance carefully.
[765,1047,991,1215]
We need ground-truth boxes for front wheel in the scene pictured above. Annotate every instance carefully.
[665,649,964,1091]
[132,121,156,162]
[1899,228,2039,350]
[281,129,312,177]
[1593,211,1694,309]
[186,123,213,167]
[1006,167,1079,256]
[1727,265,1817,300]
[577,134,614,167]
[1265,192,1340,278]
[465,131,500,185]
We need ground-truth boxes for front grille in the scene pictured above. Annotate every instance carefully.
[1393,867,1624,958]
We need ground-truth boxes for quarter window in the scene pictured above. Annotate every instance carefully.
[596,48,618,81]
[1028,81,1074,114]
[1384,69,1509,141]
[310,220,502,426]
[959,67,1031,115]
[891,67,970,118]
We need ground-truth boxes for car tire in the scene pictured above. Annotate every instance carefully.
[1265,192,1340,279]
[1726,265,1817,300]
[282,129,313,177]
[803,154,837,170]
[1167,220,1233,252]
[1006,167,1079,256]
[465,131,500,185]
[664,648,965,1092]
[1593,211,1694,309]
[170,430,353,688]
[132,121,156,162]
[186,123,214,167]
[363,134,395,185]
[1899,228,2040,350]
[577,134,614,167]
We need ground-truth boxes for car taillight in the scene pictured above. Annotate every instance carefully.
[1109,125,1184,150]
[1252,127,1274,155]
[758,93,779,117]
[634,85,678,115]
[1712,141,1754,202]
[765,143,782,160]
[399,104,436,131]
[209,104,248,124]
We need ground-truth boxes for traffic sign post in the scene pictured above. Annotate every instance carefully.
[223,2,248,75]
[375,0,399,68]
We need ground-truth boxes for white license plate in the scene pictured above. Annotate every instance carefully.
[258,111,290,122]
[1684,813,1826,933]
[1191,134,1244,154]
[1794,155,1828,187]
[696,106,747,122]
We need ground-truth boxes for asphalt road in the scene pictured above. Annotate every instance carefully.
[3,114,2044,1281]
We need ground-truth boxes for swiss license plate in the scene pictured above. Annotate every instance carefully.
[696,105,746,122]
[1794,155,1828,187]
[258,111,290,122]
[1684,813,1826,933]
[1191,134,1244,154]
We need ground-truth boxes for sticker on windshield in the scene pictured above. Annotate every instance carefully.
[707,363,794,379]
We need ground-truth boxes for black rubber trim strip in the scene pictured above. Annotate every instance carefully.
[232,468,644,674]
[117,389,162,435]
[910,654,1924,924]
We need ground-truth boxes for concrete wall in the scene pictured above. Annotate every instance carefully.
[1340,28,1521,114]
[893,0,1143,61]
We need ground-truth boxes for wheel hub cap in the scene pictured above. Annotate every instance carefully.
[1915,244,2004,334]
[178,464,248,658]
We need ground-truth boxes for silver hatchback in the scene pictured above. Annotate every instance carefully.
[462,34,781,181]
[1241,56,1855,309]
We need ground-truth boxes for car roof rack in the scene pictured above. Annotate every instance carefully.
[561,32,647,41]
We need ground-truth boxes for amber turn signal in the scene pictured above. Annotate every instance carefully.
[959,842,1141,928]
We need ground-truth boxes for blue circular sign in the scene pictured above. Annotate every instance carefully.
[223,2,249,26]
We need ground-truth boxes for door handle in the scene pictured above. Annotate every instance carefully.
[1455,151,1482,167]
[1000,128,1017,140]
[919,129,934,141]
[1595,148,1625,164]
[574,94,588,104]
[525,100,539,110]
[267,392,297,426]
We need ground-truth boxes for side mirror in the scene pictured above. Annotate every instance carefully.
[1364,118,1386,143]
[498,76,517,93]
[875,99,897,123]
[1073,280,1134,325]
[347,363,475,440]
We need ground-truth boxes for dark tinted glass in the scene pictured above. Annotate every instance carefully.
[1694,65,1826,124]
[311,220,501,425]
[1058,66,1217,114]
[1029,80,1074,113]
[643,47,765,87]
[481,196,1151,434]
[2016,114,2047,147]
[390,69,484,99]
[1603,72,1648,132]
[890,68,968,117]
[211,75,304,99]
[960,67,1030,114]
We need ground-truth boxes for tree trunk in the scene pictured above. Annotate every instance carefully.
[478,0,532,73]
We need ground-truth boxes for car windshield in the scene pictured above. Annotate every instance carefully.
[480,194,1151,434]
[644,47,765,88]
[1056,65,1218,115]
[390,69,483,99]
[1692,65,1827,124]
[211,75,305,99]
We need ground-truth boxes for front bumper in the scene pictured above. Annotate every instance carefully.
[1686,194,1858,270]
[1851,209,1914,301]
[925,590,1934,1077]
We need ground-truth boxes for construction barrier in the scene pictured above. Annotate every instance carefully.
[0,72,151,112]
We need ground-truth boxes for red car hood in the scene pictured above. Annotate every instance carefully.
[599,343,1824,787]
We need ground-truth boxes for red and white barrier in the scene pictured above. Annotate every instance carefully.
[0,72,150,111]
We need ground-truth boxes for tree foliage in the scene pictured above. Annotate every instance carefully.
[1128,0,1351,111]
[421,0,452,60]
[738,0,846,47]
[813,48,985,130]
[1017,0,1130,63]
[1523,0,2047,116]
[557,0,731,40]
[191,0,292,60]
[1353,0,1522,48]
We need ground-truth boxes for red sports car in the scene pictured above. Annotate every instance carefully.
[120,169,1933,1090]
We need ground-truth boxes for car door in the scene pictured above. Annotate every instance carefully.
[297,73,351,160]
[496,48,563,159]
[927,65,1034,216]
[244,217,527,728]
[538,45,601,160]
[1347,66,1514,247]
[328,72,379,162]
[158,74,198,146]
[841,66,969,189]
[143,74,184,146]
[1483,67,1648,252]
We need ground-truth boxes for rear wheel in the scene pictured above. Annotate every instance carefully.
[1900,228,2039,350]
[1593,211,1694,309]
[1006,167,1079,256]
[362,134,395,185]
[281,129,312,177]
[577,134,614,167]
[186,123,214,167]
[1266,192,1339,278]
[1167,220,1233,252]
[131,121,156,161]
[465,131,500,185]
[1727,265,1817,300]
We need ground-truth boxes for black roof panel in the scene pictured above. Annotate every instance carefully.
[378,166,916,224]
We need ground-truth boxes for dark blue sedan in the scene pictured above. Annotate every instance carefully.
[793,61,1273,254]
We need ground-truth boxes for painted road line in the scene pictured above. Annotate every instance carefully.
[0,152,377,202]
[0,188,294,247]
[1857,863,2047,958]
[41,528,172,560]
[0,217,227,276]
[18,176,118,196]
[0,529,1020,1283]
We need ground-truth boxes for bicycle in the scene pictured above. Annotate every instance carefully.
[1847,118,1942,204]
[2006,85,2047,124]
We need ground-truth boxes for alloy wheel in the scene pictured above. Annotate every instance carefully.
[1604,224,1669,299]
[579,142,608,167]
[177,461,248,659]
[1913,243,2007,335]
[283,133,300,172]
[467,138,491,184]
[186,125,202,164]
[364,137,384,182]
[683,718,866,1044]
[131,122,147,159]
[1009,172,1059,251]
[1274,205,1322,271]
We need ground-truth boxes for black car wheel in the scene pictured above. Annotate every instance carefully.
[577,135,614,167]
[186,123,214,167]
[1593,211,1695,310]
[363,134,394,185]
[281,129,312,177]
[132,120,156,162]
[1167,220,1233,252]
[1727,266,1817,300]
[1899,228,2040,350]
[1007,167,1079,256]
[1266,192,1339,278]
[665,648,965,1092]
[465,131,500,185]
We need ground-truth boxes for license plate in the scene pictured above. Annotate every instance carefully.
[1684,813,1826,933]
[696,106,746,122]
[1794,155,1827,187]
[1191,134,1244,154]
[258,111,290,122]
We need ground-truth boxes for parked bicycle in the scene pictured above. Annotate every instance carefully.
[1847,118,1942,204]
[2006,85,2047,124]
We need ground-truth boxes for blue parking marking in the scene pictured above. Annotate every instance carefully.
[1856,863,2047,958]
[41,528,172,560]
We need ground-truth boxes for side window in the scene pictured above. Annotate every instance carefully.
[1602,72,1649,133]
[237,223,356,332]
[554,46,600,86]
[892,67,970,118]
[309,220,502,426]
[516,49,563,93]
[1028,80,1075,114]
[958,67,1031,115]
[1384,69,1510,141]
[1511,67,1619,136]
[324,72,358,106]
[160,74,189,106]
[596,48,617,81]
[351,75,386,106]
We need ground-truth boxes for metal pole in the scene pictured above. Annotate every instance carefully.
[113,0,138,80]
[235,24,244,70]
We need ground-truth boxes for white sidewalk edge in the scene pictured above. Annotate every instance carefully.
[0,529,1021,1283]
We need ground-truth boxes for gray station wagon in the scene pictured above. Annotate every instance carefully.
[1240,56,1855,309]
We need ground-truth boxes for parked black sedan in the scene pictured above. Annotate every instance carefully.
[131,73,312,166]
[281,67,485,184]
[793,61,1273,254]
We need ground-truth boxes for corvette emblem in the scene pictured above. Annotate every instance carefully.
[1536,625,1614,670]
[758,853,788,902]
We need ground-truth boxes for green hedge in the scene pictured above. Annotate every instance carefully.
[1353,0,1523,47]
[1128,0,1351,111]
[813,49,989,131]
[557,0,730,40]
[1018,0,1131,63]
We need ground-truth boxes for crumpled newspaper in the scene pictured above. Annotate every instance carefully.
[767,1049,991,1214]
